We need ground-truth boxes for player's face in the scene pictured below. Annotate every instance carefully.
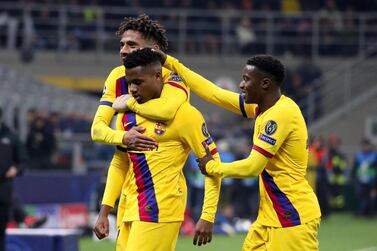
[126,65,163,104]
[119,30,157,62]
[239,65,263,104]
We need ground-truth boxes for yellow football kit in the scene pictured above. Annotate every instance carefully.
[91,65,188,228]
[114,102,221,250]
[163,56,321,250]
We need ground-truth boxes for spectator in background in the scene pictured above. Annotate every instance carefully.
[235,17,257,54]
[326,134,348,211]
[0,107,27,250]
[26,113,56,170]
[309,135,331,217]
[353,138,377,217]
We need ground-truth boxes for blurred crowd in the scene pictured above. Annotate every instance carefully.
[308,135,377,218]
[1,0,377,56]
[11,0,377,12]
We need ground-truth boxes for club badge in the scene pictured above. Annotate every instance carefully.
[154,122,166,135]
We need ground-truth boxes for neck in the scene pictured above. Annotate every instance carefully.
[258,89,281,113]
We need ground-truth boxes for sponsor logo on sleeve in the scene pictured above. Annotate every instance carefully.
[170,72,183,82]
[201,137,214,148]
[259,133,276,145]
[265,120,277,135]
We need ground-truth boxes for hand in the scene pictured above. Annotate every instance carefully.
[151,49,167,64]
[122,126,158,151]
[112,94,132,112]
[93,205,111,240]
[193,219,214,246]
[5,166,18,178]
[196,145,214,175]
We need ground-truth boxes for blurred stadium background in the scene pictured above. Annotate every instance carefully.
[1,0,377,250]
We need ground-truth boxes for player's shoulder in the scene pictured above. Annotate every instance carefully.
[110,65,126,77]
[271,95,300,116]
[162,67,184,83]
[176,103,202,121]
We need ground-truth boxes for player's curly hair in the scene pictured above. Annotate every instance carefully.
[116,14,168,52]
[123,48,164,69]
[247,55,285,85]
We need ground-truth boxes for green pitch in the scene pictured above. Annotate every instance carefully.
[80,213,377,251]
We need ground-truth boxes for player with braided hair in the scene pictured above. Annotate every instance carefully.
[92,15,219,250]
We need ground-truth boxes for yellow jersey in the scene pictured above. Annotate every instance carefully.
[162,55,320,227]
[115,102,221,223]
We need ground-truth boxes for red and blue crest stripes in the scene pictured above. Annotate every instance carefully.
[261,169,301,227]
[121,111,159,222]
[116,76,128,97]
[129,152,159,222]
[122,112,136,131]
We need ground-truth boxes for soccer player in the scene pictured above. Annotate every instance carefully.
[157,52,321,250]
[92,15,190,243]
[110,48,221,251]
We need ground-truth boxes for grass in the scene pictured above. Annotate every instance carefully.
[80,213,377,251]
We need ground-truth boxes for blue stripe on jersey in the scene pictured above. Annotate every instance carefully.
[239,94,247,118]
[261,170,301,227]
[99,101,113,107]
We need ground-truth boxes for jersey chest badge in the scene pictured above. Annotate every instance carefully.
[154,122,166,135]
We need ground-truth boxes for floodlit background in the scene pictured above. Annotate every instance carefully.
[1,0,377,250]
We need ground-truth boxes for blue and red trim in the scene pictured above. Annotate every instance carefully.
[261,169,301,227]
[239,94,247,118]
[116,77,128,97]
[130,152,159,222]
[99,101,113,107]
[122,112,136,131]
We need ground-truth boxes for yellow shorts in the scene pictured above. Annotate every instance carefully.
[116,221,182,251]
[242,218,320,251]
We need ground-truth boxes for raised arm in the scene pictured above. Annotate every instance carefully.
[164,55,256,118]
[125,73,189,121]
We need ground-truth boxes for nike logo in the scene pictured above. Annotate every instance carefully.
[124,122,134,128]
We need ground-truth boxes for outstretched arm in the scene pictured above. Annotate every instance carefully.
[164,55,256,118]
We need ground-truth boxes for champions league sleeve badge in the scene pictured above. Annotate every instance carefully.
[202,123,210,137]
[265,120,277,135]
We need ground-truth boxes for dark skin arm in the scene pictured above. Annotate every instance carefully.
[93,205,112,239]
[122,126,158,151]
[196,146,214,176]
[193,219,214,246]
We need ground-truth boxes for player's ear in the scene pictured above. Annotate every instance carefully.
[155,70,162,81]
[152,44,160,51]
[261,78,271,89]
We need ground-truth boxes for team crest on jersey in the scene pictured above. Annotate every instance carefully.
[202,123,210,137]
[265,120,277,135]
[169,72,183,82]
[154,122,166,135]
